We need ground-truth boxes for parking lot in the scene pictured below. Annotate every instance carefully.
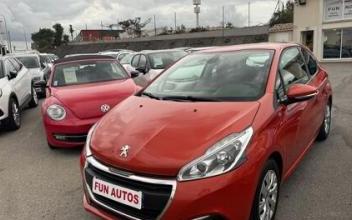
[0,63,351,220]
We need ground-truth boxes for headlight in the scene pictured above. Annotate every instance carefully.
[47,104,66,121]
[84,123,97,157]
[178,127,253,181]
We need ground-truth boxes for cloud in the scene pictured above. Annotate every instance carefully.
[0,0,281,44]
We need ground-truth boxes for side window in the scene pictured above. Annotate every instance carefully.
[5,59,17,75]
[302,49,318,75]
[279,47,309,90]
[131,55,140,68]
[138,55,147,68]
[9,58,21,71]
[0,61,4,78]
[275,73,285,101]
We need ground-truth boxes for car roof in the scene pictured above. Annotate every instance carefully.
[200,42,300,53]
[12,53,39,57]
[54,55,116,65]
[140,49,186,54]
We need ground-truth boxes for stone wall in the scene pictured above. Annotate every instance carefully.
[52,26,269,57]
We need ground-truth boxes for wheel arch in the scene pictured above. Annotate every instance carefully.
[268,151,283,180]
[328,95,332,106]
[9,92,19,105]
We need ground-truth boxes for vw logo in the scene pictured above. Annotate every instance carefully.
[120,145,130,158]
[100,104,110,113]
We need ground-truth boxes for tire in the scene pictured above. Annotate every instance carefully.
[316,102,332,141]
[251,160,280,220]
[4,98,21,131]
[28,85,39,108]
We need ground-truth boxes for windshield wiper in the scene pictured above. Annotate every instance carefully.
[161,95,222,102]
[141,92,161,100]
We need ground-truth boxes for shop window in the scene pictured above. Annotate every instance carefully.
[342,28,352,58]
[323,28,352,59]
[323,29,342,59]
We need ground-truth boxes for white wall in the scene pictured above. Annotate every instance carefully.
[269,31,293,43]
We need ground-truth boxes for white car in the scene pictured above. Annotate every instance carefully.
[14,54,46,97]
[14,54,42,81]
[120,52,136,74]
[130,49,188,86]
[0,56,38,130]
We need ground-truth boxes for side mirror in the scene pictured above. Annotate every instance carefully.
[285,84,318,104]
[8,71,17,79]
[33,80,47,88]
[136,66,147,74]
[130,71,140,78]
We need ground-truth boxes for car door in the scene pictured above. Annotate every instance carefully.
[131,54,141,69]
[4,59,24,105]
[131,54,149,87]
[277,47,311,169]
[10,58,31,103]
[300,47,328,145]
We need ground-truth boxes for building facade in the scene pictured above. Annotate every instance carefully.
[269,23,294,43]
[294,0,352,61]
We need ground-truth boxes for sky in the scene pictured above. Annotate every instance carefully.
[0,0,284,49]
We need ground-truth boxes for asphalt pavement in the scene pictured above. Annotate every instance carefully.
[0,63,351,220]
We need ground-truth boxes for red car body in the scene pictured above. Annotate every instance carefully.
[80,44,332,220]
[42,55,140,148]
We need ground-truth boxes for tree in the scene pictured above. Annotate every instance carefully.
[31,28,55,51]
[119,17,150,38]
[175,24,186,34]
[69,25,75,41]
[63,34,70,44]
[189,26,208,33]
[225,22,234,29]
[269,1,294,27]
[52,23,64,47]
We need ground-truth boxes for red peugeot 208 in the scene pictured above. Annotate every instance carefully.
[41,55,140,148]
[80,44,332,220]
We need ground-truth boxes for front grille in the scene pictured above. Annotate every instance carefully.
[53,133,87,143]
[85,159,174,220]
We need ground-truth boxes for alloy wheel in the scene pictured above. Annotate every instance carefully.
[12,102,20,127]
[259,170,278,220]
[33,87,38,105]
[324,104,331,134]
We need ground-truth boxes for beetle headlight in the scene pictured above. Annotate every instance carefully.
[47,104,66,121]
[177,127,253,181]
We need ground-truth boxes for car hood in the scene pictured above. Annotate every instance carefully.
[51,79,137,120]
[91,96,260,177]
[28,68,42,78]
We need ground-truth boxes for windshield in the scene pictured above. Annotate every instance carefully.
[120,53,134,64]
[148,51,188,69]
[117,53,129,61]
[52,60,129,87]
[16,56,40,68]
[142,50,273,101]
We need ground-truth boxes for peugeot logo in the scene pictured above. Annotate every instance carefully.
[100,104,110,113]
[120,145,130,158]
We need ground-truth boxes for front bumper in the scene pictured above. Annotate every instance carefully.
[43,116,98,148]
[81,155,259,220]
